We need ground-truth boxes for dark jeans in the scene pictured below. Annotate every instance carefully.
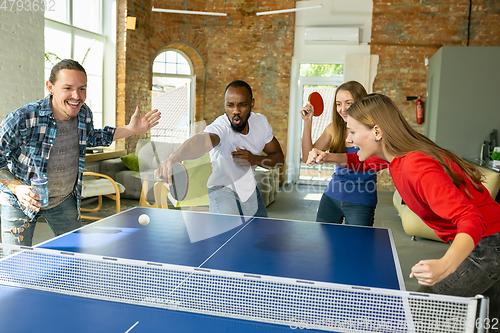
[316,194,375,226]
[418,232,500,329]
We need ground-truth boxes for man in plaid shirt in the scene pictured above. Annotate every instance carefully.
[0,59,160,246]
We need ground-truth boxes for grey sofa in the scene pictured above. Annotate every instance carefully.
[255,166,279,207]
[100,139,280,207]
[100,139,181,200]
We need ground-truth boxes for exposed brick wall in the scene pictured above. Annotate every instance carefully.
[371,0,500,190]
[151,36,208,128]
[117,0,295,172]
[117,0,155,152]
[0,9,44,119]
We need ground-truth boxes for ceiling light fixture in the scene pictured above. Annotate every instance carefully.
[152,6,227,16]
[256,5,322,16]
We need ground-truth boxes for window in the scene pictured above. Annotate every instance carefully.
[72,0,101,34]
[299,63,344,77]
[153,51,190,76]
[44,0,105,127]
[151,50,195,143]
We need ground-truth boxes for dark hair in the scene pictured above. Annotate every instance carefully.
[49,59,87,84]
[224,80,253,100]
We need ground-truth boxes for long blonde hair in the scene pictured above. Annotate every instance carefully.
[327,81,367,153]
[347,94,484,193]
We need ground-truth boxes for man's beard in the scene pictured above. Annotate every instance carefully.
[229,113,250,133]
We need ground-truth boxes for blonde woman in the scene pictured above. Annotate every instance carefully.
[307,93,500,323]
[301,81,384,226]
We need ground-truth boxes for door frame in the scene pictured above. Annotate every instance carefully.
[287,62,344,184]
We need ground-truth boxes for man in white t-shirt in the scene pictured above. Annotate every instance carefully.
[156,80,284,217]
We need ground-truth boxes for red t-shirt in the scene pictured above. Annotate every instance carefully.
[346,152,500,245]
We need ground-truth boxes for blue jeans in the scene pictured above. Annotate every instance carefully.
[316,194,375,226]
[208,186,268,218]
[418,232,500,328]
[1,194,82,246]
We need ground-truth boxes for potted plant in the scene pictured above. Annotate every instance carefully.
[491,148,500,168]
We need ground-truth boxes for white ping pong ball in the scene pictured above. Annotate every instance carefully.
[138,214,150,226]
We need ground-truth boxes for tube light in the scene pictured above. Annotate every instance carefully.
[256,5,323,16]
[152,6,227,16]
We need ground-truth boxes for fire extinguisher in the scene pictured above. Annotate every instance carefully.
[416,97,424,124]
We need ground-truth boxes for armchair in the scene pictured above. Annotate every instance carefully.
[81,171,125,220]
[100,139,181,200]
[393,165,500,241]
[141,153,211,211]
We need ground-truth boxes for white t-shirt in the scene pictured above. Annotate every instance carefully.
[204,112,274,202]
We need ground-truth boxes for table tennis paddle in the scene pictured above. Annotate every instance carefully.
[169,162,189,201]
[308,92,324,117]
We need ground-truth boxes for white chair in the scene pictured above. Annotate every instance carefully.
[139,154,211,211]
[81,171,126,220]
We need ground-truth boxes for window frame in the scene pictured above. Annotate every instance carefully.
[153,49,193,77]
[287,61,345,184]
[44,0,107,128]
[151,49,196,142]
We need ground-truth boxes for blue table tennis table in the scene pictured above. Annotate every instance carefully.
[0,207,407,332]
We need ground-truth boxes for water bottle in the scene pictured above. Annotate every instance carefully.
[30,176,49,207]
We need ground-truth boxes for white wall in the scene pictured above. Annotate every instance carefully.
[0,9,45,120]
[286,0,374,183]
[293,0,373,62]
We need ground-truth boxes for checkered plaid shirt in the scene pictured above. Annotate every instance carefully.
[0,95,115,218]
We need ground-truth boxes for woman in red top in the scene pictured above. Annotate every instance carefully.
[307,93,500,325]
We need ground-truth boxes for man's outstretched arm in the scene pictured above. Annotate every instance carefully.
[155,132,219,184]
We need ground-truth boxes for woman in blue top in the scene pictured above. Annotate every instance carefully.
[301,81,378,226]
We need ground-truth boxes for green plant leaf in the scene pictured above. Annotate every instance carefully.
[490,151,500,160]
[81,37,99,64]
[45,37,98,66]
[44,52,62,65]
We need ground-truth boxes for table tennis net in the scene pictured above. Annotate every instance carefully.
[0,244,487,333]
